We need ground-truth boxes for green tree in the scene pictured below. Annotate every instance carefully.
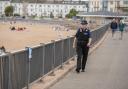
[4,6,14,16]
[66,9,78,18]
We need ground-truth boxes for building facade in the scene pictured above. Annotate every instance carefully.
[102,0,128,13]
[107,0,119,12]
[116,0,128,13]
[89,0,128,13]
[0,1,88,18]
[89,0,102,12]
[27,2,88,18]
[0,0,127,18]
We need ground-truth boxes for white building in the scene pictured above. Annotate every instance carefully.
[11,3,23,15]
[89,0,127,13]
[89,0,102,12]
[1,0,127,18]
[89,0,119,12]
[0,1,88,18]
[107,0,119,12]
[114,0,128,13]
[27,3,88,18]
[102,0,128,12]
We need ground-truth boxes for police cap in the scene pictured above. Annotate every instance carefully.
[81,20,88,25]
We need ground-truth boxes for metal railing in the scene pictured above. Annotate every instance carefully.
[0,23,109,89]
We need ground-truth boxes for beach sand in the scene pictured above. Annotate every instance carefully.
[0,21,76,52]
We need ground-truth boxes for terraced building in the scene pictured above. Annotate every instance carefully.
[0,0,88,18]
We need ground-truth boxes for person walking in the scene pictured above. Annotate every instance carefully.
[110,19,118,38]
[119,20,125,40]
[73,20,92,73]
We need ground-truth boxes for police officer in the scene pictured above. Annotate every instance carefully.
[73,20,92,73]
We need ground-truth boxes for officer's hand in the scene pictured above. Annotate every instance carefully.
[73,45,76,49]
[87,43,91,47]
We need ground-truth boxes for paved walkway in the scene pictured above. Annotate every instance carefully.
[49,31,128,89]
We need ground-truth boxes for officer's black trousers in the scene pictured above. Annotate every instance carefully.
[76,44,89,71]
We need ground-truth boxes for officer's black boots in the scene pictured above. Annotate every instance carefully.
[76,69,80,73]
[81,70,85,72]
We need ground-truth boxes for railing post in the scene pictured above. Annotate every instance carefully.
[25,47,32,89]
[60,39,64,69]
[68,36,71,58]
[40,43,45,82]
[8,52,12,89]
[65,36,70,65]
[50,40,55,76]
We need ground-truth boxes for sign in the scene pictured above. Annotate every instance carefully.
[28,47,32,59]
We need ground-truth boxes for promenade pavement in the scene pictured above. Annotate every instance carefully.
[49,31,128,89]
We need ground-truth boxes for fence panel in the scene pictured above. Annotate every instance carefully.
[30,46,44,83]
[0,55,9,89]
[10,51,28,89]
[54,40,63,68]
[63,39,69,62]
[44,43,54,75]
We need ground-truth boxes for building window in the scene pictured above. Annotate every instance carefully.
[124,1,128,4]
[95,1,96,6]
[83,6,86,8]
[74,6,76,8]
[97,1,99,6]
[110,8,113,12]
[48,5,50,7]
[110,1,113,5]
[56,5,59,8]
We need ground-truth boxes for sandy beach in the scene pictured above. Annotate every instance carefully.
[0,21,76,52]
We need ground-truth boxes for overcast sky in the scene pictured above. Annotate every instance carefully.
[72,0,89,1]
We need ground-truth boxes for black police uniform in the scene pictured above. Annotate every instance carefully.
[75,28,91,72]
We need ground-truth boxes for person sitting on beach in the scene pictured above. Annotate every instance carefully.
[11,26,16,31]
[19,27,23,31]
[23,27,26,30]
[17,27,24,31]
[0,46,6,53]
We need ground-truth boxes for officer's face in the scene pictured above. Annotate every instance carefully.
[81,24,87,29]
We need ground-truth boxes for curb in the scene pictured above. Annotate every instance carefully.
[30,31,109,89]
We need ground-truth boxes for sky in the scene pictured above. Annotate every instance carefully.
[72,0,89,1]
